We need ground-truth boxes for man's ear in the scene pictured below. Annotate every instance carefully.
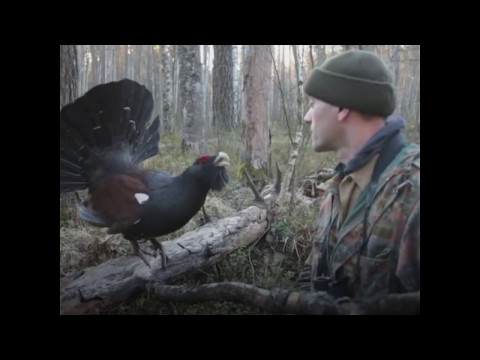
[338,107,350,122]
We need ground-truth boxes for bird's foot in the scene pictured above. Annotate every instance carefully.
[130,240,151,268]
[150,238,168,270]
[200,205,212,225]
[166,301,178,315]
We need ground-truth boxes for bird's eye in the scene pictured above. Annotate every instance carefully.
[198,155,210,164]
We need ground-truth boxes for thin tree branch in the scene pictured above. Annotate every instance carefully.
[274,160,282,194]
[243,168,265,204]
[267,46,293,145]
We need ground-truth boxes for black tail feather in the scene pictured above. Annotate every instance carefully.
[133,115,160,164]
[60,79,160,193]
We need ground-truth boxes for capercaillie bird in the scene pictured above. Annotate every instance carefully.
[60,79,230,267]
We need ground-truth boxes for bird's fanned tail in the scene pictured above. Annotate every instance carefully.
[60,79,160,193]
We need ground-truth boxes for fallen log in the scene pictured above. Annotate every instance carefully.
[60,206,268,315]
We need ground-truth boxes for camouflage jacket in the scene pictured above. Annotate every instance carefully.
[308,143,420,300]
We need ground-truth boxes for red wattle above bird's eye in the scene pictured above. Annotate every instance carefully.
[198,155,210,164]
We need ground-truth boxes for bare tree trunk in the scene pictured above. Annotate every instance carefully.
[147,45,154,92]
[129,45,135,80]
[277,125,303,206]
[202,45,208,128]
[141,45,147,86]
[117,45,127,80]
[308,45,315,72]
[269,46,293,145]
[278,46,310,206]
[410,46,420,134]
[266,51,273,127]
[241,45,272,172]
[83,45,91,94]
[107,45,113,81]
[109,45,114,81]
[132,45,138,81]
[390,45,401,87]
[315,45,326,66]
[300,45,308,99]
[60,45,80,220]
[125,45,132,80]
[292,45,304,126]
[111,45,117,81]
[237,45,246,125]
[389,45,401,115]
[232,45,240,127]
[152,45,161,133]
[287,47,295,131]
[178,45,204,153]
[60,45,78,108]
[105,45,110,82]
[76,45,83,96]
[202,45,212,129]
[133,45,143,82]
[280,45,286,125]
[213,45,235,131]
[89,45,97,88]
[272,46,281,122]
[173,45,181,131]
[100,45,106,84]
[161,45,173,134]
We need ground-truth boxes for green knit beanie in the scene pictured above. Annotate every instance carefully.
[304,50,395,117]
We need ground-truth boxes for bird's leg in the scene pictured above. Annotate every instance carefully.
[201,205,212,225]
[130,240,151,268]
[165,301,178,315]
[149,238,167,270]
[213,263,223,281]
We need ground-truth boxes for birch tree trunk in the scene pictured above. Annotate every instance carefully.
[178,45,204,153]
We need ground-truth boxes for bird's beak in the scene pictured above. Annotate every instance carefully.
[214,152,230,167]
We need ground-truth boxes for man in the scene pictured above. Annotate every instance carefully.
[298,50,420,300]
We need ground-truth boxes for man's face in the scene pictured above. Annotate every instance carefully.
[304,97,342,152]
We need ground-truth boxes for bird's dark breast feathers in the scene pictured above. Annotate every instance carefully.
[211,167,229,191]
[122,185,207,240]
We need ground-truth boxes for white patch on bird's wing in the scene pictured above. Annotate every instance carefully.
[134,193,149,204]
[123,106,131,111]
